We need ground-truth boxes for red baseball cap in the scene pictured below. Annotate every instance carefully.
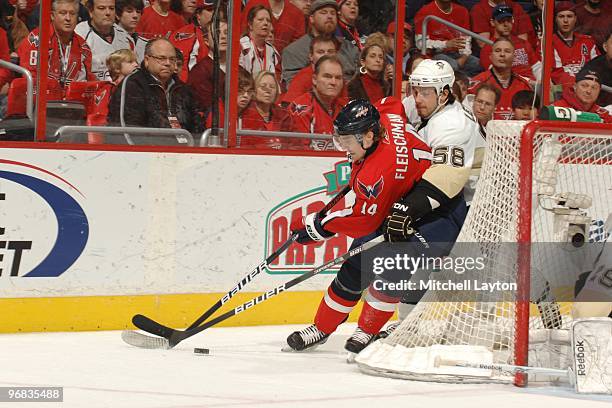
[196,0,215,10]
[387,21,413,35]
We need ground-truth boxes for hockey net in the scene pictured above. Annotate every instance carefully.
[356,120,612,385]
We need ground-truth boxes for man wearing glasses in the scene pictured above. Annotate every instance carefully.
[107,38,204,141]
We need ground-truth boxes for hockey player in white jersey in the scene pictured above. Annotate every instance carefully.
[76,0,136,81]
[380,59,480,335]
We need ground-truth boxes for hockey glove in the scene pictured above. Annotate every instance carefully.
[290,213,335,244]
[383,212,414,242]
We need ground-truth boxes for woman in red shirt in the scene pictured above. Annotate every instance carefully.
[347,44,390,103]
[239,70,295,149]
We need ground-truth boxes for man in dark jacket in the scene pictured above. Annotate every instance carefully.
[108,37,204,144]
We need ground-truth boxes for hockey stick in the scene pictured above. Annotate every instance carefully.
[434,356,571,378]
[123,235,385,349]
[125,186,350,344]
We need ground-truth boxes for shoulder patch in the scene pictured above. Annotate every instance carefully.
[174,32,195,41]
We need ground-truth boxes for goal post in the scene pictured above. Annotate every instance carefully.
[356,120,612,386]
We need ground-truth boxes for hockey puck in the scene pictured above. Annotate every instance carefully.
[193,348,210,355]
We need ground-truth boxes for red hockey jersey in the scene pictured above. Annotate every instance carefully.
[469,68,533,120]
[170,23,209,82]
[17,26,93,85]
[415,0,471,52]
[320,97,431,238]
[136,6,185,39]
[288,91,347,150]
[552,32,600,87]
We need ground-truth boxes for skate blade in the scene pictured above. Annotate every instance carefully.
[346,352,357,364]
[281,343,324,353]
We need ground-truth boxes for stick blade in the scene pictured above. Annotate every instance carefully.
[121,330,171,349]
[132,314,175,339]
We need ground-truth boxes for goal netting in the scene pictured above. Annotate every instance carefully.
[356,120,612,384]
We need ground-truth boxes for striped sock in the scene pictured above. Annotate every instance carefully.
[314,286,359,334]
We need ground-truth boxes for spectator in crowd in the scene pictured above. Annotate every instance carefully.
[174,47,185,75]
[552,1,599,88]
[282,0,359,86]
[575,0,610,49]
[108,38,204,132]
[206,67,254,128]
[136,0,184,39]
[280,35,339,104]
[479,5,541,80]
[454,70,469,101]
[583,28,611,107]
[469,38,532,119]
[239,71,295,149]
[553,67,612,122]
[471,82,500,132]
[239,5,282,81]
[9,0,37,22]
[188,17,226,112]
[402,53,426,127]
[107,48,139,84]
[170,0,216,81]
[116,0,147,62]
[85,48,139,142]
[471,0,534,48]
[511,89,539,120]
[171,0,197,24]
[415,0,482,77]
[336,0,363,51]
[0,25,12,93]
[407,0,430,22]
[526,0,543,49]
[289,55,345,150]
[347,44,390,103]
[291,0,311,15]
[242,0,306,53]
[25,0,90,33]
[18,0,93,85]
[385,21,413,78]
[76,0,136,81]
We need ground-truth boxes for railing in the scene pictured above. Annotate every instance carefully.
[420,15,493,55]
[201,129,333,147]
[0,60,34,122]
[54,126,195,146]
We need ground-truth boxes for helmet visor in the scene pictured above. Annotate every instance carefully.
[332,133,364,152]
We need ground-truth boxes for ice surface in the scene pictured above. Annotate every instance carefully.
[1,323,611,408]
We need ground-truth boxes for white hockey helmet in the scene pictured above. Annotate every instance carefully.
[409,59,455,96]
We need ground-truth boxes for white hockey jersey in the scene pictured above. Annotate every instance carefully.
[415,100,479,200]
[75,22,135,81]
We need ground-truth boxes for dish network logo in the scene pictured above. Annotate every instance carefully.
[264,161,353,274]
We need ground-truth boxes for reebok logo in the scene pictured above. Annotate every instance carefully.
[575,340,586,376]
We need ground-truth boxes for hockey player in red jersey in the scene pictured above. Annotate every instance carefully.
[284,97,434,352]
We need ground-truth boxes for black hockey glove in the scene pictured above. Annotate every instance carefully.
[291,212,335,245]
[383,209,414,243]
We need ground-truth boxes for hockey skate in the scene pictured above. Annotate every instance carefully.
[283,325,330,352]
[345,327,376,363]
[376,321,400,339]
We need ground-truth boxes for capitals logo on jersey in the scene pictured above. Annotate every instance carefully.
[357,176,384,199]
